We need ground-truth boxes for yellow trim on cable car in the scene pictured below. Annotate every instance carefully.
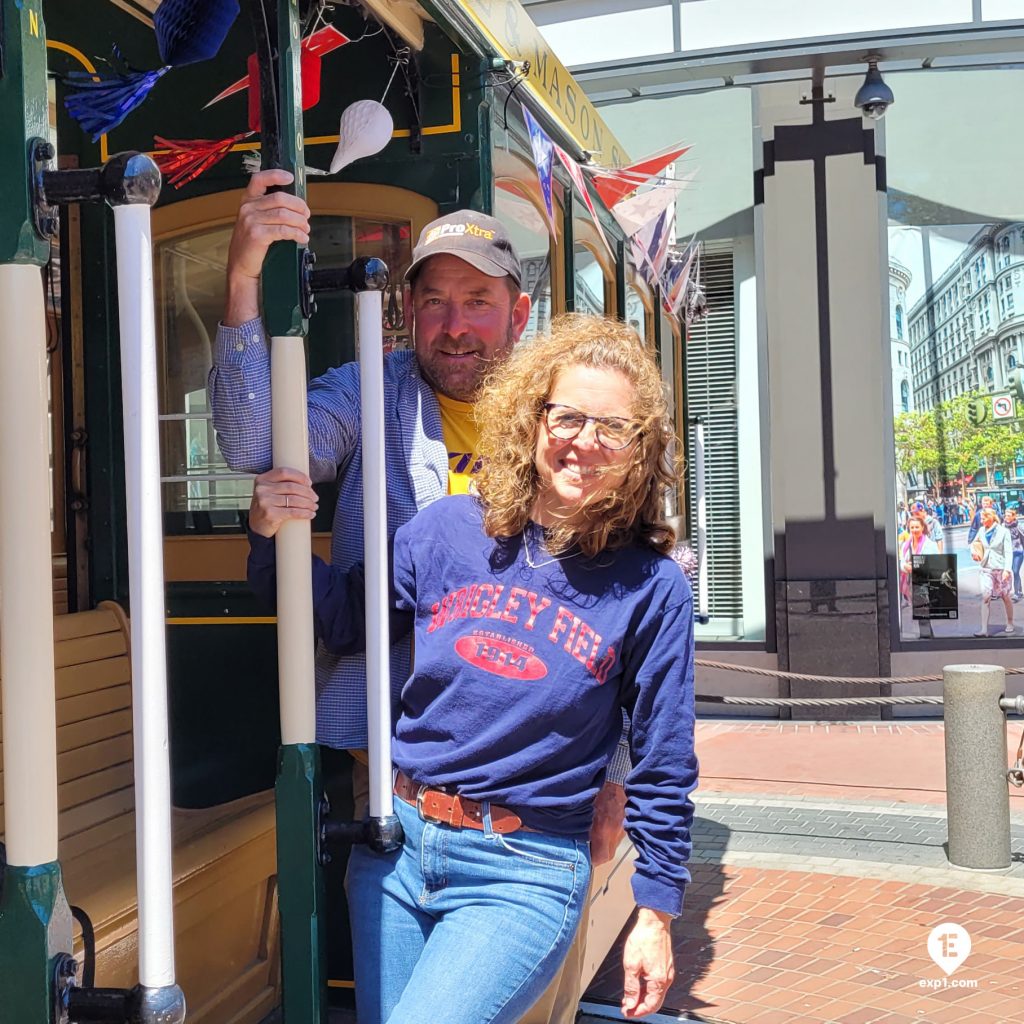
[46,40,109,163]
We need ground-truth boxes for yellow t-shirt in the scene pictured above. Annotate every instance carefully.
[436,392,482,494]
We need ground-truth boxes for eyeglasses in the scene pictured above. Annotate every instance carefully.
[542,403,640,451]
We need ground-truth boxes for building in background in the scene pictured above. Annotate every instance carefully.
[907,225,1024,411]
[889,258,914,414]
[520,0,1024,664]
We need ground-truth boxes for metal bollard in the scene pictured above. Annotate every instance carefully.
[942,664,1011,871]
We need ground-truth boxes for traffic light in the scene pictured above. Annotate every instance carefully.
[968,399,989,426]
[1008,367,1024,403]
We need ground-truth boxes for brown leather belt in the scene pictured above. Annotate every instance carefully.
[394,770,536,835]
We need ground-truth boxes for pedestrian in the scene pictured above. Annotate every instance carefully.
[913,501,944,553]
[899,513,938,608]
[971,506,1015,636]
[897,502,908,532]
[1005,506,1024,601]
[967,495,998,543]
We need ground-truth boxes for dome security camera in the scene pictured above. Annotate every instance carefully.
[854,57,894,120]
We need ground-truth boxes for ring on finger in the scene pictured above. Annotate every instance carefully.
[285,495,290,509]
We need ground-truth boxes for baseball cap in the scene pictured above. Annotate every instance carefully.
[405,210,522,288]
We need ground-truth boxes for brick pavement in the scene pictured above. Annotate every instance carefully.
[583,720,1024,1024]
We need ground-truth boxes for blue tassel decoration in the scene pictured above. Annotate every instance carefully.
[63,0,239,141]
[64,65,170,141]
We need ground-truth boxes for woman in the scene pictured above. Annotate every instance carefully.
[972,505,1015,637]
[248,314,697,1024]
[898,513,937,608]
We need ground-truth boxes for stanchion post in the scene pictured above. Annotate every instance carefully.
[0,3,73,1021]
[245,0,327,1019]
[694,417,709,623]
[942,664,1011,871]
[109,158,186,1020]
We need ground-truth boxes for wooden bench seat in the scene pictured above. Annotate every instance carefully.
[1,603,281,1024]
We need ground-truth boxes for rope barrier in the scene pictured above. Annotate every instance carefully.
[696,694,944,708]
[695,658,1024,686]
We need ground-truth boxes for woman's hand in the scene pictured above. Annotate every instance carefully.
[621,907,675,1018]
[249,466,318,538]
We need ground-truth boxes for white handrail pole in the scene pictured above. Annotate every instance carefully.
[357,289,393,819]
[112,202,177,988]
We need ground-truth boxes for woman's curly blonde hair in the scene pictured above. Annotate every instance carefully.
[474,313,679,557]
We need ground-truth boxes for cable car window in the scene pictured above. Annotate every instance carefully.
[626,269,656,349]
[155,214,414,528]
[625,282,646,340]
[573,245,606,315]
[494,183,553,341]
[156,225,250,523]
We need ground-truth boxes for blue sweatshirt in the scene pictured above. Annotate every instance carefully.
[249,494,698,916]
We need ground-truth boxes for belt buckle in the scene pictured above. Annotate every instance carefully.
[415,783,432,823]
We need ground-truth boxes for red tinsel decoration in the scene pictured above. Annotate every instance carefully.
[153,131,255,188]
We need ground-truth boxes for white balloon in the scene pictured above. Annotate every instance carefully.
[329,100,394,174]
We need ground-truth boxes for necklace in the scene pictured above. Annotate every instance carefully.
[523,526,580,569]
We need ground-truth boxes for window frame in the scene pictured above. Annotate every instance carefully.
[572,213,617,318]
[625,269,656,350]
[151,184,438,582]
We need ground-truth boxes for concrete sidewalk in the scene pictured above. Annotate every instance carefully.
[584,720,1024,1024]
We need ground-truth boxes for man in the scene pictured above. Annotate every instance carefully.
[968,494,998,544]
[210,170,629,1023]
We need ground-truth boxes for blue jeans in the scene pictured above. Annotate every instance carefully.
[1013,550,1023,597]
[346,794,591,1024]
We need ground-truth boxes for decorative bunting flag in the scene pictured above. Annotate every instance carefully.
[64,0,240,140]
[633,202,675,285]
[204,24,350,108]
[553,144,614,258]
[631,237,656,289]
[246,47,322,131]
[661,243,698,317]
[684,247,708,326]
[522,104,558,239]
[610,183,677,239]
[589,143,691,209]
